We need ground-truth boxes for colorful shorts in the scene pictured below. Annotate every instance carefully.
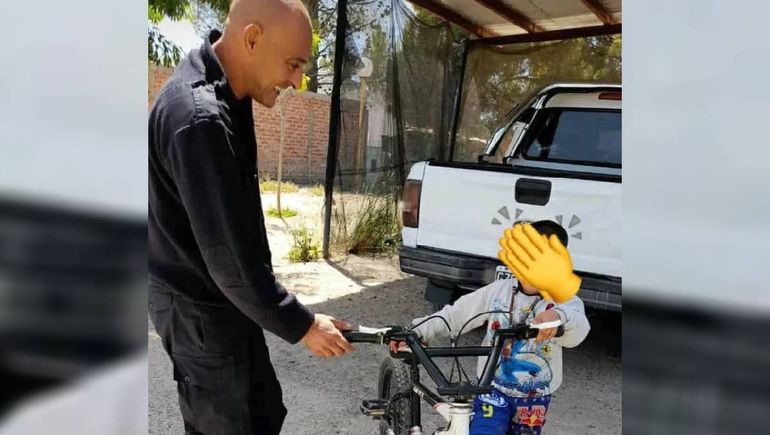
[470,389,551,435]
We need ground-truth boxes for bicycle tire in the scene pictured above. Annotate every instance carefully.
[378,357,413,435]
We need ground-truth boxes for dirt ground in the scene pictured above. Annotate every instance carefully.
[149,189,622,434]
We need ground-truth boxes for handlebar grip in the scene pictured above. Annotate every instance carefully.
[525,325,565,339]
[342,330,384,344]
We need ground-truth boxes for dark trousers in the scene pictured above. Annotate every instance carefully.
[149,289,286,435]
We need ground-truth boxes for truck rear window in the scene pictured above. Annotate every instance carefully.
[521,109,621,167]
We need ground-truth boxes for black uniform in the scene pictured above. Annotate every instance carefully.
[148,30,314,435]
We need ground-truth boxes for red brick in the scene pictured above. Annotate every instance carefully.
[150,64,360,184]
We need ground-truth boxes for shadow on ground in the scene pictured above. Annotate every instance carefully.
[149,271,621,435]
[271,277,621,435]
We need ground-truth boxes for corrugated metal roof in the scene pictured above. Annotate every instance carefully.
[410,0,621,38]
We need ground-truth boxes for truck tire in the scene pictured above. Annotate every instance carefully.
[431,301,446,312]
[378,357,413,435]
[431,290,469,312]
[425,280,466,313]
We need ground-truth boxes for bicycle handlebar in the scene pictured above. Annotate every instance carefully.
[342,321,565,398]
[342,322,564,344]
[342,325,410,344]
[341,330,395,344]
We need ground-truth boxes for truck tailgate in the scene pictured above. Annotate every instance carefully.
[417,163,621,278]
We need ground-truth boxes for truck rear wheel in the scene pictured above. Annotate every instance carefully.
[430,301,445,312]
[425,280,466,313]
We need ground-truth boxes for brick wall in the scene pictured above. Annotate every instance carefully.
[149,63,173,108]
[252,92,331,184]
[148,63,350,185]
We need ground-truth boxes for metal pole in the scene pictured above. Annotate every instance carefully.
[355,78,367,190]
[277,92,285,212]
[307,99,314,182]
[322,0,349,258]
[447,40,469,162]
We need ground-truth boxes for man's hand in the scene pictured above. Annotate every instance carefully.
[301,314,354,358]
[532,310,561,343]
[498,223,581,303]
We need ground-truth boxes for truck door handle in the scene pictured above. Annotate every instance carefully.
[515,178,551,206]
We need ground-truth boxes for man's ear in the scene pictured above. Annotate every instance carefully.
[243,23,263,52]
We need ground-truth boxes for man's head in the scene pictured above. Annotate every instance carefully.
[216,0,312,107]
[515,220,569,296]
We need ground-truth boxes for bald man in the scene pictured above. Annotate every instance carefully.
[148,0,353,433]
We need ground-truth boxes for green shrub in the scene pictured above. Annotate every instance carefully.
[266,207,298,218]
[288,223,321,263]
[332,193,402,255]
[260,179,299,193]
[308,185,325,197]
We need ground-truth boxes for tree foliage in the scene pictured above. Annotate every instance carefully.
[148,0,229,67]
[148,0,395,91]
[452,35,622,162]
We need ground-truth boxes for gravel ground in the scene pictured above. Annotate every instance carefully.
[149,191,621,434]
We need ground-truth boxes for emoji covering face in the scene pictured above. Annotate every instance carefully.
[497,222,581,303]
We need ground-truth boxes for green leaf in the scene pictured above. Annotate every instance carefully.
[148,5,164,24]
[148,25,183,67]
[311,31,321,57]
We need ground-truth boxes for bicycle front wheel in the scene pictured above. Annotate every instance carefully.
[378,357,413,435]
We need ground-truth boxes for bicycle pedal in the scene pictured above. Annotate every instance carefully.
[361,399,389,418]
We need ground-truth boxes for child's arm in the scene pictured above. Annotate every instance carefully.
[410,280,505,343]
[551,296,590,348]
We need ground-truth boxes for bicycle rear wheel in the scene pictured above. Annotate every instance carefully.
[378,357,413,435]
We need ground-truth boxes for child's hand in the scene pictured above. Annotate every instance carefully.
[388,339,427,353]
[389,340,408,353]
[532,310,561,343]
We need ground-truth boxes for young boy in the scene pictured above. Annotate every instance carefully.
[393,221,590,435]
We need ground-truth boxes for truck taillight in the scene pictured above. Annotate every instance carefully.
[599,92,622,100]
[402,180,422,228]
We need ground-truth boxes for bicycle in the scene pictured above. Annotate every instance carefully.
[342,315,564,435]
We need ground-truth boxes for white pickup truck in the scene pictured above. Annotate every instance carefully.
[399,83,621,312]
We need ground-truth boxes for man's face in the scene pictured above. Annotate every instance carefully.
[247,14,311,107]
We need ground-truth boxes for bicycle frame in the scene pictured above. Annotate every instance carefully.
[369,323,562,435]
[401,356,473,435]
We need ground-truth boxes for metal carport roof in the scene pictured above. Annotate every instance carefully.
[407,0,621,40]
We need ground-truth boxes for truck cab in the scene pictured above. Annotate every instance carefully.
[399,83,621,311]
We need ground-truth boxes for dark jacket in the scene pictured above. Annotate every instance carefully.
[148,30,314,344]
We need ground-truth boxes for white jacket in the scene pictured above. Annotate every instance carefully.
[412,278,590,397]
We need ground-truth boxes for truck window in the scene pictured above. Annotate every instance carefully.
[521,109,621,167]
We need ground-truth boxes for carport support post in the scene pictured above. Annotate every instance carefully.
[447,40,469,162]
[322,0,348,259]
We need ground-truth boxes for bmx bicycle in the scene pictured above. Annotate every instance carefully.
[342,314,564,435]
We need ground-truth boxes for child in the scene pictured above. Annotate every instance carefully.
[392,221,590,435]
